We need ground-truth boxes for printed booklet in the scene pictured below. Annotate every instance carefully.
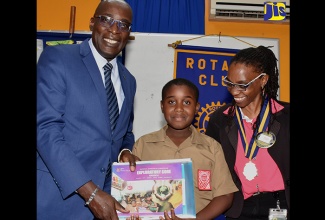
[111,158,196,219]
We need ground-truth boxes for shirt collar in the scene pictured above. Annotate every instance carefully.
[145,124,209,146]
[223,98,284,118]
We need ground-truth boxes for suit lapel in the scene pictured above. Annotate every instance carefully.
[269,118,280,136]
[118,62,130,112]
[80,41,111,132]
[227,119,238,152]
[111,62,131,138]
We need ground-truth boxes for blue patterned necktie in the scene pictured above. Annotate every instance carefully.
[103,63,119,133]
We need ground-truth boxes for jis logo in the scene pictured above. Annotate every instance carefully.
[264,2,286,21]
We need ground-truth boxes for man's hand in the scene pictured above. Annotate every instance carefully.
[119,149,141,172]
[88,188,130,220]
[77,181,130,220]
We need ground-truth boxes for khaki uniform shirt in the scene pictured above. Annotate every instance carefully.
[132,125,238,213]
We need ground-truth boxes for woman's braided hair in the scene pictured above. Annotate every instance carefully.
[226,45,280,131]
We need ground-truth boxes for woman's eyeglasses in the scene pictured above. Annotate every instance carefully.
[222,73,266,91]
[94,15,132,32]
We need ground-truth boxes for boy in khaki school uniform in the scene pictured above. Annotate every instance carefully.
[131,78,238,220]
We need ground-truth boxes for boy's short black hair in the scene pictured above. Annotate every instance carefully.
[162,78,199,102]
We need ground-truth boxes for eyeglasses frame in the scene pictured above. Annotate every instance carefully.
[94,15,132,32]
[223,73,266,91]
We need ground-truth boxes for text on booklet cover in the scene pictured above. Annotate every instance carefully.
[111,158,196,219]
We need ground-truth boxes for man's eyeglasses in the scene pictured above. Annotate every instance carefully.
[222,73,266,91]
[94,15,132,32]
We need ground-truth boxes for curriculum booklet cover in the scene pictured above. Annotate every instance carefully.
[111,158,196,220]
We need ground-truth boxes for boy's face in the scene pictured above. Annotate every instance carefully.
[161,85,200,131]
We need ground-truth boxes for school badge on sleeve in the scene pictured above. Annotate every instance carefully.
[198,169,211,190]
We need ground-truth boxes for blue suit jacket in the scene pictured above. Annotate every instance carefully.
[37,39,136,219]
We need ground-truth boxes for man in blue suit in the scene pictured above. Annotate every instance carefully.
[37,1,139,219]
